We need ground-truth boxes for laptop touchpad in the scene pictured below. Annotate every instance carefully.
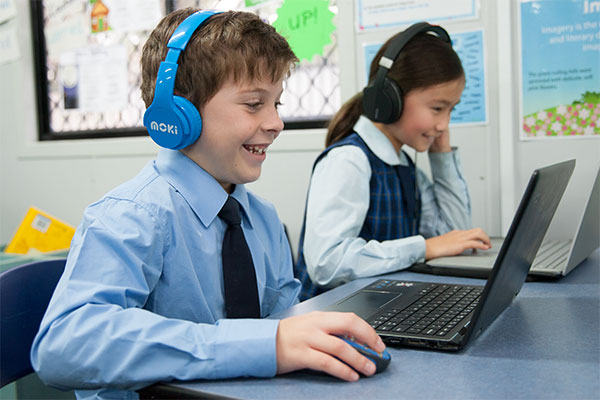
[329,291,400,319]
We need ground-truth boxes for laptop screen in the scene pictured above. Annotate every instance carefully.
[464,159,575,343]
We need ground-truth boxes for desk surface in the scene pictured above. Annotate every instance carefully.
[155,249,600,400]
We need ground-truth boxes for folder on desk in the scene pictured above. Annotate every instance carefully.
[4,207,75,254]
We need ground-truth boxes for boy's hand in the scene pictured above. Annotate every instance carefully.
[428,129,452,153]
[425,228,491,260]
[276,311,386,381]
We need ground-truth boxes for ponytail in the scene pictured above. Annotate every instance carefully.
[325,92,364,147]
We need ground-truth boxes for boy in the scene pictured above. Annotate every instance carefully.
[30,8,385,399]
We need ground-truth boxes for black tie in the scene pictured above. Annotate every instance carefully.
[218,196,261,318]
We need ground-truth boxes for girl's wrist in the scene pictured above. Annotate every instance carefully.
[429,145,452,153]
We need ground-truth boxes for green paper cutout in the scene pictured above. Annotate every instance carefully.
[245,0,268,7]
[272,0,336,62]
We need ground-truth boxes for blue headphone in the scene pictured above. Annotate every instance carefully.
[143,10,222,149]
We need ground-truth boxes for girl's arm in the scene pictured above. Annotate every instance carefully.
[303,146,426,289]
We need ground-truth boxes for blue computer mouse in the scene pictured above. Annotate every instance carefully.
[338,335,391,374]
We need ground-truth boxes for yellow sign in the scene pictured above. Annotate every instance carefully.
[5,207,75,254]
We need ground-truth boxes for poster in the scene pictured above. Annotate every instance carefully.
[100,0,162,33]
[356,0,478,31]
[362,29,487,126]
[519,0,599,139]
[58,46,128,112]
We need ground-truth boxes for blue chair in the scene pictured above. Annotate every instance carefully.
[0,258,66,387]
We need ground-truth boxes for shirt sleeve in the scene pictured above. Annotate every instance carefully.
[418,149,472,237]
[30,198,279,391]
[303,146,426,288]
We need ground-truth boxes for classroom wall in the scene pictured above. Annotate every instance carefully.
[499,1,600,239]
[1,0,598,256]
[0,0,325,255]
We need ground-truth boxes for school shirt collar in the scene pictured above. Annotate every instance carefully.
[155,149,253,228]
[353,115,410,167]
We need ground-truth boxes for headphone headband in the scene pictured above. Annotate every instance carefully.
[362,22,451,123]
[143,10,222,150]
[168,10,217,51]
[378,22,450,72]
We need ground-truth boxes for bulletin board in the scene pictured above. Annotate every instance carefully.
[30,0,170,141]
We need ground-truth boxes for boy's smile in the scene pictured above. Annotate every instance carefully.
[183,77,285,193]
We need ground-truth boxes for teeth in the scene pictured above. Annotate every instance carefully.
[246,145,266,154]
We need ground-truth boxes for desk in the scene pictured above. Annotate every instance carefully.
[142,249,600,400]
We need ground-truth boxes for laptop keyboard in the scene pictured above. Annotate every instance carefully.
[367,283,483,337]
[531,239,571,271]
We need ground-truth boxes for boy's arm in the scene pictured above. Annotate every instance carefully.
[30,200,280,390]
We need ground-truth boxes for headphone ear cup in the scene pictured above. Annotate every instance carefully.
[380,77,403,123]
[143,100,188,150]
[362,83,395,123]
[362,84,378,121]
[362,78,403,124]
[173,95,202,148]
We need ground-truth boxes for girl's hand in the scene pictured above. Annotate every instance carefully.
[429,129,451,153]
[425,228,491,260]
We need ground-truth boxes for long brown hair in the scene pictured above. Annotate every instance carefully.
[326,29,464,147]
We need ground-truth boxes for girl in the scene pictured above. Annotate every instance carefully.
[295,23,491,300]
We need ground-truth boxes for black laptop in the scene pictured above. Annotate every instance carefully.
[324,159,575,351]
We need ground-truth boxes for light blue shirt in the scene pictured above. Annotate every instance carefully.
[304,116,472,287]
[30,149,301,399]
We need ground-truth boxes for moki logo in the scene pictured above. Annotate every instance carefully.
[149,121,178,135]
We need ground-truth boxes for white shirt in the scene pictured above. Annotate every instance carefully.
[303,116,472,288]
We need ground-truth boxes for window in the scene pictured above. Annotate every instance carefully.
[31,0,340,141]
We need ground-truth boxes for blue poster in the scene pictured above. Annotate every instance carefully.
[520,0,599,139]
[449,30,486,125]
[363,29,487,125]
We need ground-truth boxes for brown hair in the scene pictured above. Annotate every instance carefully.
[326,29,464,147]
[140,8,298,110]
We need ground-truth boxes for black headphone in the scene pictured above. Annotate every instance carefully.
[362,22,451,124]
